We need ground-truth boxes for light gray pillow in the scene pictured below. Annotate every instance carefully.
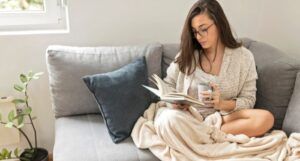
[283,72,300,135]
[46,43,162,118]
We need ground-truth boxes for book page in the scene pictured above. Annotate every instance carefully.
[144,74,205,107]
[142,85,161,97]
[152,74,176,95]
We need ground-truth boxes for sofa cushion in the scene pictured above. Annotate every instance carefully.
[161,44,180,79]
[282,72,300,135]
[82,57,151,143]
[54,115,160,161]
[46,43,162,118]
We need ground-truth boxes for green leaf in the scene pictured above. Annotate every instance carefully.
[28,71,34,77]
[14,148,19,157]
[7,151,12,158]
[22,108,32,115]
[1,149,8,158]
[0,113,2,122]
[14,84,25,92]
[28,71,34,81]
[8,111,15,122]
[34,72,44,76]
[17,115,24,125]
[32,72,43,80]
[20,74,28,83]
[12,99,26,105]
[5,122,14,128]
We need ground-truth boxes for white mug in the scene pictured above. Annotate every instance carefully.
[197,83,212,102]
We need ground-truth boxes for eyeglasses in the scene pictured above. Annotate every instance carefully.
[192,23,214,38]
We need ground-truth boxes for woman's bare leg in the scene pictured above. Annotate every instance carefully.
[221,109,274,137]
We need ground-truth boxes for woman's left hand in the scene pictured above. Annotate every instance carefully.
[201,82,224,110]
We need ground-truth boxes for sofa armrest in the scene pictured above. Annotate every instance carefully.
[283,72,300,135]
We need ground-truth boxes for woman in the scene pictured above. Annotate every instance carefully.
[160,0,274,137]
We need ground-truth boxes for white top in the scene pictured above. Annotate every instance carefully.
[188,66,219,118]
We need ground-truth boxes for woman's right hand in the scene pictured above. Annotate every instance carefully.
[171,103,190,111]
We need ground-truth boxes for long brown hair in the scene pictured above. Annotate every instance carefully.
[176,0,241,75]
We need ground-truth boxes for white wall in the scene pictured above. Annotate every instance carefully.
[219,0,300,58]
[0,0,299,153]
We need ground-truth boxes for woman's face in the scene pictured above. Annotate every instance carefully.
[191,12,218,49]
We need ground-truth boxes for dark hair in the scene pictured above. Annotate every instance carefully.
[175,0,241,75]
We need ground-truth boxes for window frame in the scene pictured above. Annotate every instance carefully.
[0,0,69,35]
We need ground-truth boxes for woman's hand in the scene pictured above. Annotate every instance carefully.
[171,103,190,111]
[200,82,224,110]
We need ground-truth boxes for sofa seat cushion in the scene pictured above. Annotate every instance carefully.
[54,114,160,161]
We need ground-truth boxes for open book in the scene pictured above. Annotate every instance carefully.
[142,74,205,107]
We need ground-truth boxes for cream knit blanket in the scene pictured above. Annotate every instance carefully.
[131,102,300,161]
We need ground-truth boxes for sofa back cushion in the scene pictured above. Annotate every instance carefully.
[46,43,162,118]
[243,38,300,129]
[162,38,300,129]
[161,44,180,79]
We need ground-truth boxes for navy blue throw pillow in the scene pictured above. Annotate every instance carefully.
[82,56,151,143]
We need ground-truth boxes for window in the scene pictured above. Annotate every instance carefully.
[0,0,69,35]
[0,0,44,11]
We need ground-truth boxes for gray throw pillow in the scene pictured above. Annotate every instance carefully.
[282,72,300,135]
[82,56,151,143]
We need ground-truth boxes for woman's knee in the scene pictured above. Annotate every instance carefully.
[154,108,183,127]
[252,109,274,134]
[259,110,274,127]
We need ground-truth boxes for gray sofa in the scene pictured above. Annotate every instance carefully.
[46,38,300,161]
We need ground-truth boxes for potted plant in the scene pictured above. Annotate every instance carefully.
[0,71,48,161]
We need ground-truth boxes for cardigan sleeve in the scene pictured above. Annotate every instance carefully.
[163,61,179,89]
[163,53,181,89]
[234,50,258,110]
